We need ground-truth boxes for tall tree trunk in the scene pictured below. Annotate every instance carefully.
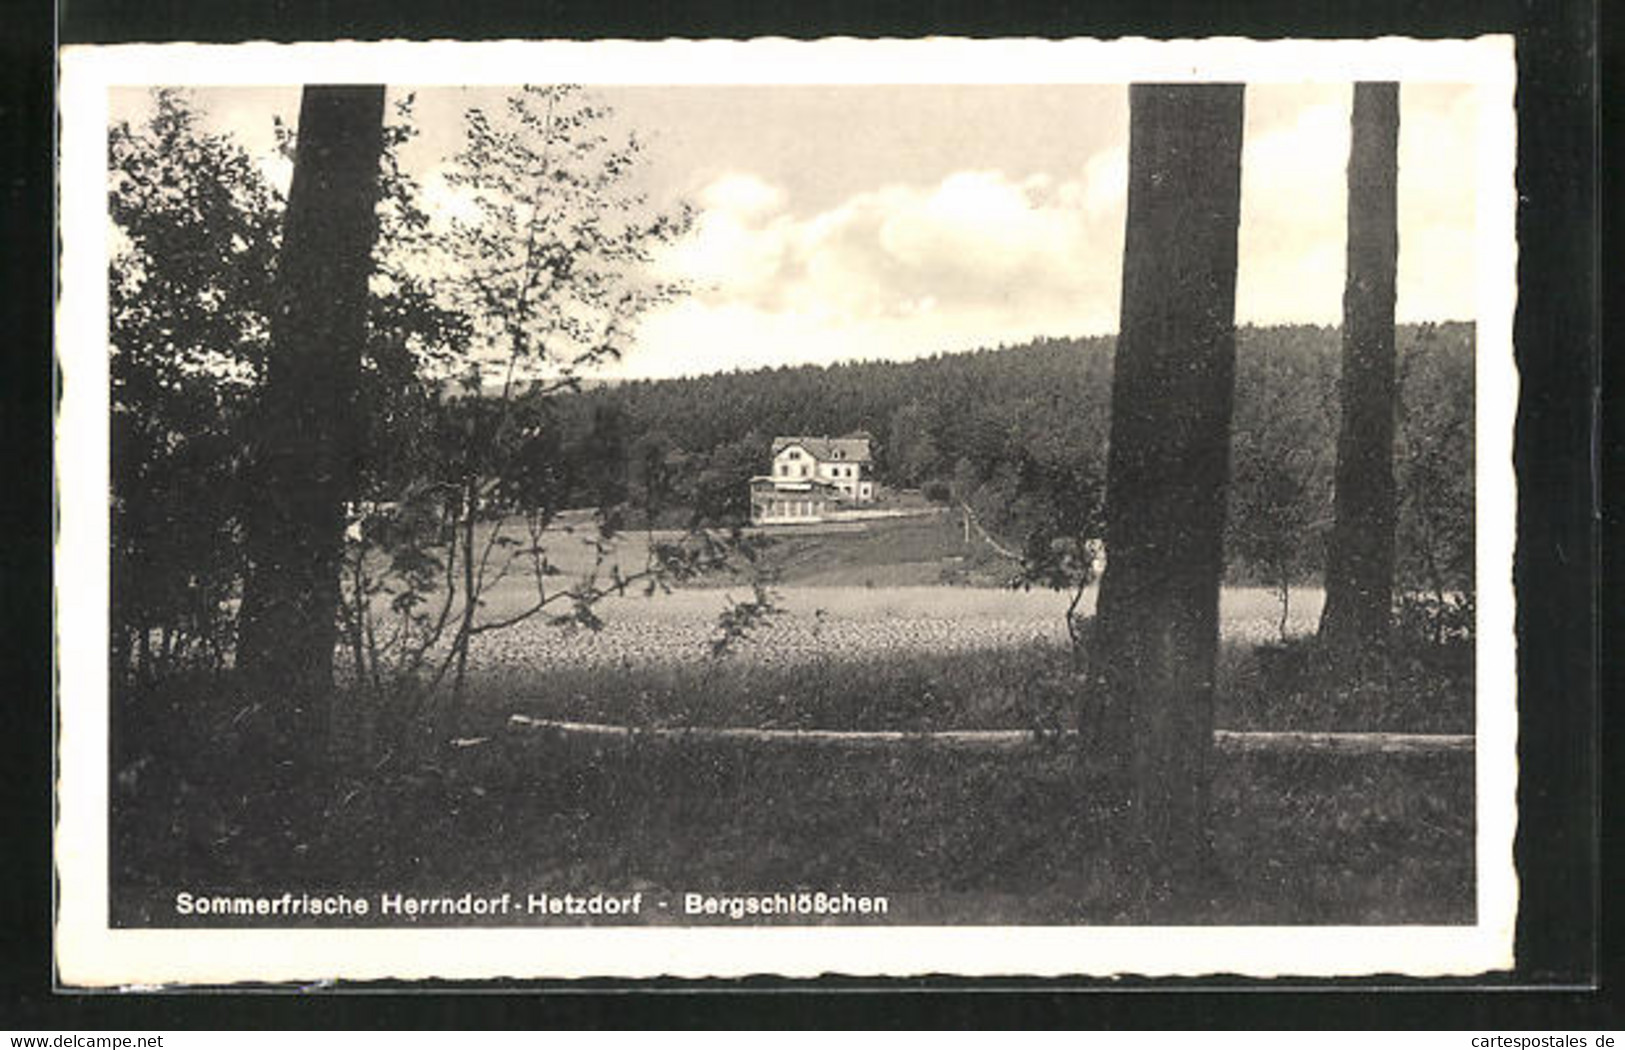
[237,86,387,769]
[1091,83,1245,900]
[1319,83,1400,674]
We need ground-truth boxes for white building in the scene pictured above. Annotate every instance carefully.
[750,433,875,524]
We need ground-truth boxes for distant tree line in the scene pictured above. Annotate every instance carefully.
[542,322,1475,599]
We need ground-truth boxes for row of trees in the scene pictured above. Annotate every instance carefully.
[541,322,1472,604]
[1092,82,1433,898]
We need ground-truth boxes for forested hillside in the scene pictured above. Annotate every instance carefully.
[539,322,1474,594]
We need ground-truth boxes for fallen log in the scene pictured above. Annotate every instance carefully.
[504,715,1473,756]
[1211,729,1474,755]
[505,714,1063,752]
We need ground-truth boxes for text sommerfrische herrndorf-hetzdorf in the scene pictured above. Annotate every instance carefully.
[172,891,641,918]
[171,890,890,921]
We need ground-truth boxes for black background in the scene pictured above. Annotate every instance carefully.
[3,0,1609,1030]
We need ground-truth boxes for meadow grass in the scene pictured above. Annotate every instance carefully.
[459,626,1470,738]
[462,642,1083,735]
[111,693,1474,926]
[112,553,1474,927]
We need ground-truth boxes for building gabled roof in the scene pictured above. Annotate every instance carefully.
[772,433,873,464]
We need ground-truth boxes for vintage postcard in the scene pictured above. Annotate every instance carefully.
[56,36,1517,985]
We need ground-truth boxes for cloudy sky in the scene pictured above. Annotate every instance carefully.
[115,82,1481,381]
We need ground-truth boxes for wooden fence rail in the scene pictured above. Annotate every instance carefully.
[498,714,1474,756]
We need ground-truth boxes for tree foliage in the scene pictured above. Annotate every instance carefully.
[108,90,282,681]
[329,85,733,741]
[544,323,1472,604]
[1393,322,1475,642]
[1227,326,1340,637]
[108,86,736,750]
[440,85,692,392]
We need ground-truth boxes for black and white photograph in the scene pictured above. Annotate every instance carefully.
[54,37,1518,984]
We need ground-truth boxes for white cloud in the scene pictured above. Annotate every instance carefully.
[661,168,1120,326]
[877,171,1079,280]
[256,154,294,199]
[1396,86,1479,322]
[697,172,786,217]
[419,165,484,229]
[624,296,1104,381]
[1237,96,1352,325]
[659,207,793,303]
[1235,85,1479,326]
[600,88,1482,378]
[1080,146,1127,217]
[120,85,1480,386]
[622,168,1123,379]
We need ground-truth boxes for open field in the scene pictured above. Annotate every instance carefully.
[739,511,990,587]
[462,583,1324,672]
[454,507,984,589]
[374,512,1332,684]
[396,519,1477,735]
[454,608,1471,741]
[400,512,1326,668]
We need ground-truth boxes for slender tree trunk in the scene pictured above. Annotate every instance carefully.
[450,477,478,721]
[1066,575,1088,670]
[1319,83,1400,674]
[1091,83,1245,899]
[237,86,387,770]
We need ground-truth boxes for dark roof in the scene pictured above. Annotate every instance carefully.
[772,433,873,463]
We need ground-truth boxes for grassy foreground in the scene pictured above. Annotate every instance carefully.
[110,631,1475,927]
[111,728,1473,926]
[461,633,1472,737]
